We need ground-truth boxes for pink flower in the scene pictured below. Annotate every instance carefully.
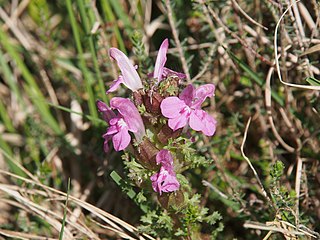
[97,97,145,152]
[152,38,186,82]
[107,39,186,93]
[150,150,180,195]
[107,48,143,93]
[96,100,115,122]
[160,84,217,136]
[153,39,169,82]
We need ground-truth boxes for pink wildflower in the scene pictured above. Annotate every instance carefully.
[97,97,145,152]
[153,39,169,82]
[150,150,180,195]
[152,38,186,82]
[160,84,217,136]
[107,48,143,93]
[108,39,186,93]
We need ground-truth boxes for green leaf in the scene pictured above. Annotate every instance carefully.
[306,77,320,86]
[227,50,284,106]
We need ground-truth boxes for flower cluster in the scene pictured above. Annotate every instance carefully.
[97,39,217,195]
[150,150,180,195]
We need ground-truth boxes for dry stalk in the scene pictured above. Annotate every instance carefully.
[265,66,295,153]
[274,1,320,90]
[231,0,268,30]
[164,0,191,82]
[0,169,155,240]
[203,2,273,66]
[241,117,274,208]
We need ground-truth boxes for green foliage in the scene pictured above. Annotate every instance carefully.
[131,31,152,76]
[306,77,320,86]
[269,161,296,224]
[139,210,174,236]
[0,0,319,239]
[166,136,212,170]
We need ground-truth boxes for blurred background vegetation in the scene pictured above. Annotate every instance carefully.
[0,0,319,239]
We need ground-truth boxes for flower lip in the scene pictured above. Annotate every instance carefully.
[110,97,145,141]
[108,48,143,92]
[154,38,169,82]
[97,97,146,152]
[151,150,180,195]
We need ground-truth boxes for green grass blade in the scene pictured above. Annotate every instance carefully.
[0,47,24,106]
[0,140,26,178]
[76,0,107,102]
[0,99,15,132]
[100,0,126,53]
[66,0,98,122]
[110,171,148,213]
[47,102,105,124]
[227,50,284,106]
[306,77,320,86]
[59,178,71,240]
[0,26,62,134]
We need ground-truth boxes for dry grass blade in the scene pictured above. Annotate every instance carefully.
[274,1,320,90]
[243,221,318,238]
[241,117,274,208]
[300,43,320,56]
[231,0,268,30]
[164,0,191,82]
[0,229,57,240]
[264,66,295,153]
[0,170,155,240]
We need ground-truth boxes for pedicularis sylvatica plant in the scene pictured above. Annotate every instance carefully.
[97,39,222,238]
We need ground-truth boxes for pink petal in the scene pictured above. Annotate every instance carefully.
[189,109,217,136]
[96,100,115,122]
[160,173,180,193]
[150,172,160,193]
[110,97,145,141]
[179,84,195,106]
[154,39,169,82]
[106,76,124,93]
[103,134,112,153]
[160,97,186,118]
[150,167,180,195]
[104,125,118,135]
[109,116,122,126]
[192,84,215,109]
[163,67,186,79]
[109,48,143,91]
[168,110,189,131]
[156,149,174,167]
[112,128,131,151]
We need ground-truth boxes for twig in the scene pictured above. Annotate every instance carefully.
[191,45,216,82]
[244,221,317,238]
[204,2,273,66]
[240,117,274,208]
[164,0,191,82]
[231,0,268,30]
[265,66,295,153]
[274,1,320,90]
[202,180,228,200]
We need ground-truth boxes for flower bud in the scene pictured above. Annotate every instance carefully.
[143,91,163,115]
[135,138,158,170]
[132,89,144,107]
[157,124,182,144]
[157,189,184,209]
